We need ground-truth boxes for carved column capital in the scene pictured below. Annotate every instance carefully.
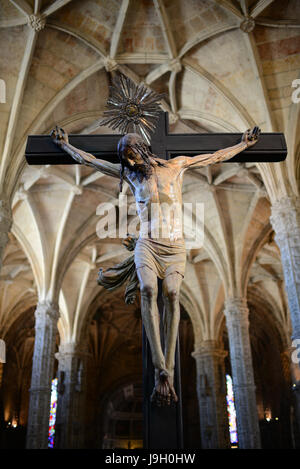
[225,296,248,310]
[192,340,227,360]
[224,297,249,326]
[270,196,300,243]
[35,300,59,322]
[55,342,90,362]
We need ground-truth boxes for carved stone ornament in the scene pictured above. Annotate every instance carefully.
[240,17,255,33]
[28,14,46,32]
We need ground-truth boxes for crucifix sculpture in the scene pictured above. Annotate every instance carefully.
[25,74,287,448]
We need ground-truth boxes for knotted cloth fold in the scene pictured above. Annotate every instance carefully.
[97,235,186,304]
[97,236,139,304]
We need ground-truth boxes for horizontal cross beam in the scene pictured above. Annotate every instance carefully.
[25,113,287,164]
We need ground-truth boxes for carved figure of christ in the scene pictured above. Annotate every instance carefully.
[51,125,260,406]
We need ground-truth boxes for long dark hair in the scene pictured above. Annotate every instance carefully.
[117,133,166,192]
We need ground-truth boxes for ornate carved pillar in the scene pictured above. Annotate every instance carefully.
[270,197,300,349]
[0,197,12,271]
[192,340,230,449]
[54,343,88,449]
[270,198,300,443]
[224,297,261,448]
[26,301,59,449]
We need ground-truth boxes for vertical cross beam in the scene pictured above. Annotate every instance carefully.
[143,279,183,449]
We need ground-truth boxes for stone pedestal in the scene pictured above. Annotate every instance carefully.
[224,297,261,448]
[192,340,230,448]
[0,198,12,271]
[54,343,88,449]
[26,301,59,449]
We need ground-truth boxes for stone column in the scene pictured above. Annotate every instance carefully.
[192,340,230,448]
[0,197,12,271]
[270,197,300,352]
[26,301,59,449]
[224,297,261,448]
[0,362,4,448]
[54,343,88,449]
[270,197,300,442]
[0,363,3,389]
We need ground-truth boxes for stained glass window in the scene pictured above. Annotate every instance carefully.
[48,378,58,448]
[226,374,238,445]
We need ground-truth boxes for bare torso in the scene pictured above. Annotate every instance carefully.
[51,126,259,242]
[124,158,184,241]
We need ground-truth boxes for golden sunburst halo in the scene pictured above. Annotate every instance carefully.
[99,74,164,143]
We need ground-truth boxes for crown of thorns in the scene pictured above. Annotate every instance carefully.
[99,74,164,143]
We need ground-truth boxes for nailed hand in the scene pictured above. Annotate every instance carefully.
[50,126,69,146]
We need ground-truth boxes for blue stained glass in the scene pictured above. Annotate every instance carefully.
[48,378,58,448]
[226,374,238,445]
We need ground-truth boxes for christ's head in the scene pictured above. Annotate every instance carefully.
[117,133,151,167]
[117,133,153,191]
[117,133,167,192]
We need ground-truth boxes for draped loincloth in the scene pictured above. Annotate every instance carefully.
[134,237,186,279]
[97,236,186,304]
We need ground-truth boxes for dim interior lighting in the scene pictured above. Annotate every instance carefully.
[275,417,279,421]
[264,408,272,422]
[11,418,18,428]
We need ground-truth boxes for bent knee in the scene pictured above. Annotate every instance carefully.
[165,288,179,302]
[140,283,158,299]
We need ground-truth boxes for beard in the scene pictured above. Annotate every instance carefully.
[123,158,153,182]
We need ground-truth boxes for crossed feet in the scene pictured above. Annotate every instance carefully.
[150,370,178,407]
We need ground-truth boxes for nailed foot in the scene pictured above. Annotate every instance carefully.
[150,371,178,407]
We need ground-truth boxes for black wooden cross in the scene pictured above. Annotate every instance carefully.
[25,112,287,449]
[26,112,287,165]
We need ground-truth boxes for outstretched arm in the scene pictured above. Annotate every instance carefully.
[171,126,261,171]
[50,127,121,179]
